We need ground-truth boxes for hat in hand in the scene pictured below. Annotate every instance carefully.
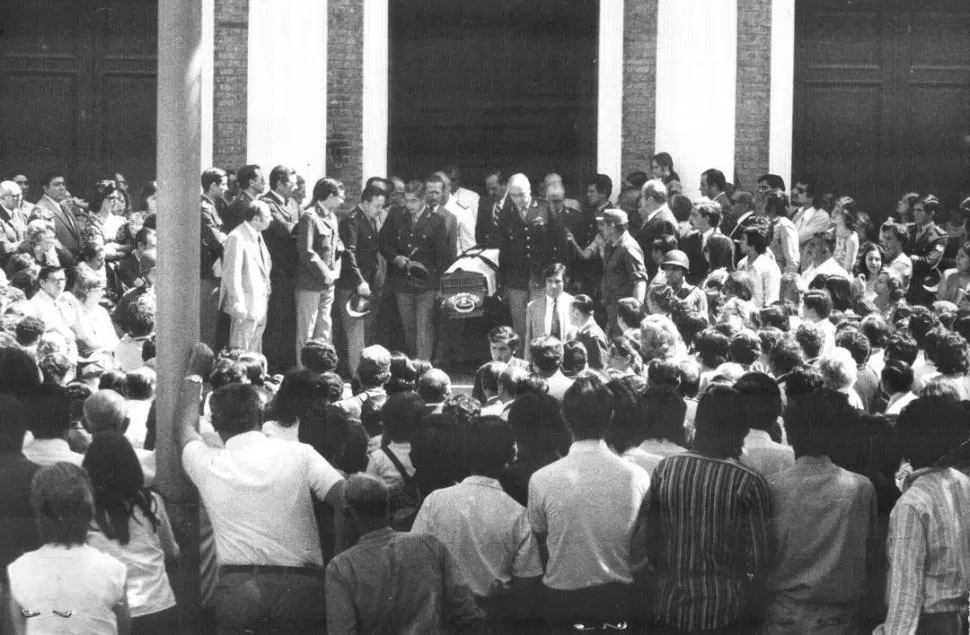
[407,261,431,280]
[345,292,374,318]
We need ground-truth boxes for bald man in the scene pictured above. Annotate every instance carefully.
[82,389,156,484]
[498,174,568,347]
[0,181,28,266]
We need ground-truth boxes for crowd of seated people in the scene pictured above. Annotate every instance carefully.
[0,157,969,634]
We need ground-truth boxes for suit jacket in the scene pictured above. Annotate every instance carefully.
[379,205,453,293]
[0,205,27,261]
[337,205,384,291]
[219,221,272,321]
[636,206,678,277]
[475,195,505,249]
[295,207,342,291]
[498,198,567,289]
[683,229,735,284]
[224,190,256,234]
[260,190,300,276]
[36,195,81,254]
[575,319,608,371]
[201,195,227,280]
[524,292,575,356]
[116,252,143,291]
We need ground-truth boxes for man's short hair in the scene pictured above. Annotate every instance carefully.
[311,177,344,202]
[301,339,339,374]
[561,374,614,440]
[127,296,156,338]
[769,338,804,375]
[641,179,668,203]
[498,366,531,396]
[342,473,390,520]
[487,326,519,351]
[795,323,825,359]
[835,330,871,366]
[572,294,595,316]
[417,368,451,403]
[269,165,296,191]
[15,316,44,347]
[134,227,156,249]
[885,332,919,366]
[542,262,566,280]
[742,226,769,254]
[652,234,679,254]
[244,200,269,222]
[31,462,94,547]
[934,332,970,376]
[480,361,506,395]
[468,416,515,477]
[860,315,891,349]
[561,340,588,376]
[529,336,564,374]
[38,265,64,283]
[236,164,261,190]
[201,167,227,191]
[360,184,386,203]
[804,289,833,319]
[729,330,761,366]
[209,383,263,435]
[702,168,727,192]
[734,372,782,431]
[897,397,970,469]
[881,359,914,395]
[83,390,129,436]
[424,173,446,189]
[693,200,722,228]
[586,174,613,199]
[382,392,426,443]
[695,328,730,368]
[405,179,426,196]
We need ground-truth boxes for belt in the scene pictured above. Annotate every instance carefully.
[219,564,323,578]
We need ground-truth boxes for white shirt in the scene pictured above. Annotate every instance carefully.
[885,391,918,416]
[261,420,300,443]
[411,475,543,597]
[87,492,178,618]
[444,196,476,254]
[527,439,651,590]
[738,252,781,308]
[182,431,343,567]
[125,399,152,449]
[22,437,84,466]
[543,294,570,339]
[30,289,78,343]
[741,429,795,477]
[622,439,688,475]
[542,371,574,402]
[8,544,127,635]
[366,441,414,490]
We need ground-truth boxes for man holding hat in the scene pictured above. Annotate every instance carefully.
[570,208,647,336]
[661,249,708,316]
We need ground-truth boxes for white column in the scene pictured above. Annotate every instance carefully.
[597,0,624,201]
[247,0,328,180]
[362,0,389,187]
[655,0,738,199]
[201,0,214,168]
[769,0,795,188]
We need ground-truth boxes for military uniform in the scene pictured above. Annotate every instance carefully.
[601,230,648,335]
[906,221,947,305]
[200,194,227,349]
[260,190,300,372]
[336,206,385,376]
[380,205,453,360]
[498,197,567,346]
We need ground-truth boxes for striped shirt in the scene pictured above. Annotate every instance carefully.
[646,453,772,632]
[875,467,970,635]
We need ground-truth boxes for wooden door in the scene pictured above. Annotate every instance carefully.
[0,0,157,202]
[794,0,970,223]
[389,0,599,198]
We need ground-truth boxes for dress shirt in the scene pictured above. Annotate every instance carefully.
[647,453,771,632]
[444,196,476,254]
[741,429,795,477]
[543,293,569,339]
[540,371,574,402]
[766,456,877,604]
[793,206,831,245]
[769,216,800,274]
[182,431,343,567]
[29,289,78,343]
[261,420,300,443]
[21,438,84,466]
[888,251,913,288]
[325,527,483,634]
[622,439,688,475]
[738,252,781,308]
[528,439,650,590]
[876,467,970,635]
[412,475,543,597]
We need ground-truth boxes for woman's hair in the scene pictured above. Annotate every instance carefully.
[616,297,643,330]
[834,196,859,231]
[125,367,156,400]
[98,369,129,397]
[856,242,884,276]
[934,331,970,376]
[268,369,326,426]
[609,336,644,375]
[31,463,95,547]
[90,179,119,214]
[83,432,159,545]
[818,347,858,391]
[22,220,55,254]
[724,271,755,302]
[640,314,686,363]
[651,152,677,180]
[810,275,854,313]
[137,181,157,212]
[72,264,104,302]
[692,385,746,459]
[881,359,914,394]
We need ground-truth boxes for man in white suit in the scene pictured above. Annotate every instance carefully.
[524,262,575,360]
[220,199,273,352]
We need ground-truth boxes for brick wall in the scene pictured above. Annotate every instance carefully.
[327,0,365,198]
[622,0,659,178]
[213,0,248,170]
[734,0,772,192]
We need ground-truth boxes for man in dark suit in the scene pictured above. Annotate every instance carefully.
[682,199,735,284]
[635,179,678,278]
[199,168,230,349]
[498,173,568,348]
[380,178,454,361]
[35,172,82,255]
[116,226,156,291]
[727,192,761,265]
[260,165,300,371]
[337,185,387,377]
[224,164,265,233]
[475,169,507,249]
[569,293,608,371]
[700,168,731,219]
[906,194,948,305]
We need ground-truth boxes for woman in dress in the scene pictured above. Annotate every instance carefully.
[83,180,129,260]
[855,242,883,303]
[831,196,860,273]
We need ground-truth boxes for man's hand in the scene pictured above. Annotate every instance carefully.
[187,342,214,379]
[393,256,409,270]
[356,281,371,297]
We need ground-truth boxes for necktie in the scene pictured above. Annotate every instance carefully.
[493,202,501,227]
[257,234,266,266]
[551,297,561,339]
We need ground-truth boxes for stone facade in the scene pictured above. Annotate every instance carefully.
[213,0,249,171]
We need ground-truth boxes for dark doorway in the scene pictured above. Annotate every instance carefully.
[389,0,599,198]
[793,0,970,225]
[0,0,157,201]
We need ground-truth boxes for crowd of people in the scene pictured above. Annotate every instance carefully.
[0,153,969,634]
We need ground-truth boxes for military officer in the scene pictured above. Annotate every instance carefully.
[906,194,948,305]
[379,177,454,361]
[498,173,568,348]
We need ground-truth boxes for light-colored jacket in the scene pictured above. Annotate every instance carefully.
[219,221,272,321]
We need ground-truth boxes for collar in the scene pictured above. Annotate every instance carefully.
[793,455,833,468]
[886,391,914,408]
[576,316,596,332]
[483,395,500,406]
[241,221,261,241]
[358,526,397,545]
[702,227,715,241]
[745,429,775,445]
[201,194,215,206]
[645,205,667,224]
[901,466,944,492]
[268,190,286,205]
[461,475,503,490]
[42,194,61,207]
[315,202,333,219]
[27,438,70,452]
[568,439,608,454]
[224,429,268,449]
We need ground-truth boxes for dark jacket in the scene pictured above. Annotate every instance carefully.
[295,207,342,291]
[498,198,566,290]
[200,195,226,280]
[337,206,384,291]
[379,206,453,293]
[636,207,678,278]
[260,190,300,277]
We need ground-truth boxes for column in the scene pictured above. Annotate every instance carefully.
[213,0,249,171]
[247,0,328,181]
[327,0,364,195]
[735,0,772,191]
[597,0,624,201]
[769,0,795,188]
[362,0,389,188]
[621,0,660,179]
[655,0,738,199]
[157,0,209,617]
